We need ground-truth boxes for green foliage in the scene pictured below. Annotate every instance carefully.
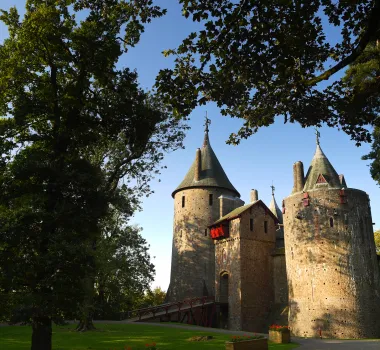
[0,0,186,347]
[363,127,380,187]
[93,216,156,320]
[374,230,380,255]
[156,0,380,145]
[135,287,167,310]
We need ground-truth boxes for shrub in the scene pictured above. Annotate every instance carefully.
[269,325,290,332]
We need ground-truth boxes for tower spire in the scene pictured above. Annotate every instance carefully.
[270,182,275,197]
[203,112,211,147]
[269,182,283,226]
[315,127,321,145]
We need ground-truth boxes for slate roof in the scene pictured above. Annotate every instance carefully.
[269,194,283,224]
[303,144,342,191]
[209,200,279,227]
[269,194,284,243]
[172,132,240,198]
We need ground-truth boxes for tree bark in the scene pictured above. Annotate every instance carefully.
[76,317,96,332]
[76,275,96,332]
[31,316,52,350]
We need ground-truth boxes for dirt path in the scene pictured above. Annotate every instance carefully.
[117,322,380,349]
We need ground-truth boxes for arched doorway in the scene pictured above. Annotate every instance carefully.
[219,272,229,329]
[220,272,229,303]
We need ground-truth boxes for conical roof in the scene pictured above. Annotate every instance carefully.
[269,193,283,224]
[303,144,342,191]
[172,131,240,198]
[269,191,284,246]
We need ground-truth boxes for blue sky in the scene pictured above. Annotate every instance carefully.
[1,1,379,290]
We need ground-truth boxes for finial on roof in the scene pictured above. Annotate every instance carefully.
[204,112,211,134]
[315,127,321,145]
[270,182,275,197]
[203,112,211,147]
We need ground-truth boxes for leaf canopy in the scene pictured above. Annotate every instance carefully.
[156,0,380,145]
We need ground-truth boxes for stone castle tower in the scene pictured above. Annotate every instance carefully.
[166,120,241,302]
[283,136,380,338]
[164,123,379,339]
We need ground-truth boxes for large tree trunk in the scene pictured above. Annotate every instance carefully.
[76,316,96,332]
[76,276,96,332]
[31,316,52,350]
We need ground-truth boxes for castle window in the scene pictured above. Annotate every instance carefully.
[209,193,213,206]
[264,221,268,233]
[204,228,208,236]
[182,196,185,208]
[329,217,334,228]
[250,218,253,231]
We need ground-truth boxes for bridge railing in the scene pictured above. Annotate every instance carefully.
[126,296,215,321]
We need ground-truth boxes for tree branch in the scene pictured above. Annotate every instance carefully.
[199,0,249,70]
[307,0,380,86]
[106,148,146,193]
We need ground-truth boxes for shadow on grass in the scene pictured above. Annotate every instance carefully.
[0,324,300,350]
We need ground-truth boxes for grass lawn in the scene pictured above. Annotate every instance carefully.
[0,323,299,350]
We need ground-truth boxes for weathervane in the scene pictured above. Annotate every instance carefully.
[270,182,275,196]
[315,127,321,145]
[204,112,211,133]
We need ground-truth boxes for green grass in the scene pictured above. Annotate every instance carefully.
[0,323,299,350]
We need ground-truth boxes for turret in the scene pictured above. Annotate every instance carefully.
[283,131,380,339]
[167,116,240,302]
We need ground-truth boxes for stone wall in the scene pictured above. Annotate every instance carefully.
[215,217,242,330]
[240,205,277,332]
[214,203,277,332]
[272,249,288,305]
[283,187,380,339]
[168,187,237,302]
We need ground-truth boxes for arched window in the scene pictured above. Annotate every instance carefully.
[220,272,229,304]
[329,217,334,228]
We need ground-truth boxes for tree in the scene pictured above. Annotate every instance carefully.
[92,211,155,321]
[363,127,380,186]
[374,230,380,255]
[75,93,187,332]
[136,287,167,309]
[156,0,380,145]
[0,1,185,349]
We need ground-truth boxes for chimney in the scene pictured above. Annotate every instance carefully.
[292,161,305,193]
[219,196,233,218]
[250,189,258,203]
[194,148,201,181]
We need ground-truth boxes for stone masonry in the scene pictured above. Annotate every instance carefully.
[166,123,380,338]
[283,143,380,339]
[169,187,238,301]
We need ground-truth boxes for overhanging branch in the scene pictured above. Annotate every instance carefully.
[307,0,380,86]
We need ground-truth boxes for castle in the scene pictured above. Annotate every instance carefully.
[166,120,380,339]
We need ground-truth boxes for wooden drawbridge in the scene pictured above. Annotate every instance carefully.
[126,296,217,327]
